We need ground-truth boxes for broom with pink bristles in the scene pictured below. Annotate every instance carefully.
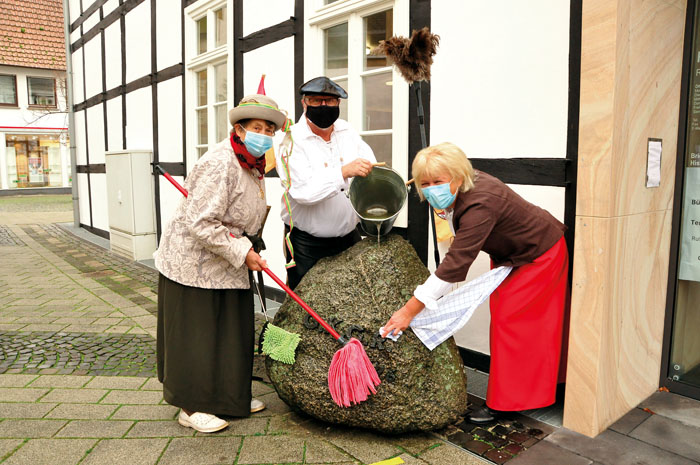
[262,268,381,407]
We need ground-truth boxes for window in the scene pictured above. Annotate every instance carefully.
[27,77,56,107]
[0,75,17,106]
[5,134,65,188]
[188,1,228,159]
[310,1,407,169]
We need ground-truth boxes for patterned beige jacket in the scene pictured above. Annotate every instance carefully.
[155,139,267,289]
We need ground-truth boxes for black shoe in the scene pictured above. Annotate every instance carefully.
[466,405,498,424]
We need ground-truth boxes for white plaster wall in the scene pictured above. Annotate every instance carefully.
[431,2,569,158]
[431,1,570,355]
[71,48,85,101]
[125,87,153,150]
[156,77,183,163]
[73,110,87,165]
[156,0,182,70]
[104,21,122,90]
[106,98,123,151]
[86,105,105,164]
[89,173,110,231]
[68,0,82,24]
[103,0,120,16]
[77,173,91,224]
[242,0,294,36]
[82,7,100,31]
[124,1,152,83]
[159,175,185,233]
[83,33,103,99]
[243,37,296,120]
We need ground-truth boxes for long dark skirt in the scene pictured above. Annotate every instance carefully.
[157,273,254,417]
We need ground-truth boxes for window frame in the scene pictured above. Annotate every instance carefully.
[26,76,57,109]
[0,74,19,107]
[185,0,231,167]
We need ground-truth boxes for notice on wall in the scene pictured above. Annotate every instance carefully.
[679,153,700,282]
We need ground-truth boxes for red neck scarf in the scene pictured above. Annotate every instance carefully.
[230,132,265,179]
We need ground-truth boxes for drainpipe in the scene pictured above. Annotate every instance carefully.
[62,0,80,227]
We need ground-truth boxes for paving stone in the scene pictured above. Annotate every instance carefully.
[101,390,163,405]
[55,419,134,438]
[628,413,700,462]
[0,419,67,438]
[324,430,402,464]
[0,374,38,387]
[483,448,512,464]
[305,438,355,463]
[418,443,491,465]
[0,324,26,331]
[40,388,107,403]
[0,402,57,419]
[253,390,291,416]
[508,440,592,465]
[85,376,146,390]
[29,375,93,388]
[544,428,697,465]
[111,405,179,420]
[391,432,442,454]
[158,436,242,465]
[80,438,168,465]
[0,387,49,402]
[2,438,96,465]
[126,420,195,438]
[639,391,700,429]
[139,378,162,391]
[608,408,652,434]
[194,416,268,437]
[0,439,23,460]
[237,435,305,464]
[251,380,274,397]
[46,404,118,420]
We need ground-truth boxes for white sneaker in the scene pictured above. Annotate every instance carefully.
[178,411,229,433]
[250,398,266,413]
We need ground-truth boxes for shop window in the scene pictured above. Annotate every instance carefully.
[5,134,63,188]
[309,0,406,168]
[27,77,56,107]
[188,0,228,159]
[0,74,17,106]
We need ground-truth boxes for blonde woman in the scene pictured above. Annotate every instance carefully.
[381,142,568,424]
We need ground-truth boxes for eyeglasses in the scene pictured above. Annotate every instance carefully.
[304,96,340,107]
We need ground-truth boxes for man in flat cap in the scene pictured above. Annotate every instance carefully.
[276,76,377,290]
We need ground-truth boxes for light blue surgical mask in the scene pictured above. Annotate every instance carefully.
[242,129,274,157]
[422,182,457,210]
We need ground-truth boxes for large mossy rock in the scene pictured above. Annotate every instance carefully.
[266,234,468,434]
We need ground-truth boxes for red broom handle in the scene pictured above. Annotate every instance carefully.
[263,267,343,342]
[155,164,344,343]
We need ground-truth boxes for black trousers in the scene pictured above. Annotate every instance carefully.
[284,225,361,290]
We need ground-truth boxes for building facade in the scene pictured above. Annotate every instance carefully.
[64,0,698,437]
[0,0,70,193]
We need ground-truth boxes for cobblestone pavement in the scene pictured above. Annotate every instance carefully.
[0,210,490,464]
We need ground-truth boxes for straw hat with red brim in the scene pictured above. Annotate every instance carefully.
[228,94,287,131]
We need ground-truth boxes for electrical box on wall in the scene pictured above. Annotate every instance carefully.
[105,150,156,260]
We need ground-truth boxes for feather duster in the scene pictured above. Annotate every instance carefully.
[374,27,440,83]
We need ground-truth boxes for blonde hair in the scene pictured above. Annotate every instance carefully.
[412,142,475,201]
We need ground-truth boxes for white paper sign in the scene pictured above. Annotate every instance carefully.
[647,139,662,188]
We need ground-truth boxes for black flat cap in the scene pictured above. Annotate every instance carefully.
[299,76,348,98]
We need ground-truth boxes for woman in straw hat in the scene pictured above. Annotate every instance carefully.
[155,93,288,433]
[381,142,568,424]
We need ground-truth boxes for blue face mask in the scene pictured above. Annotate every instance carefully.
[242,129,274,157]
[422,182,457,210]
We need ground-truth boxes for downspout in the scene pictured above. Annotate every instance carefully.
[62,0,80,227]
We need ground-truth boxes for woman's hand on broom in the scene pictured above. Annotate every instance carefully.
[381,296,425,338]
[245,249,267,271]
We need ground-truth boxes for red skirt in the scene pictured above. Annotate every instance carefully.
[486,237,569,411]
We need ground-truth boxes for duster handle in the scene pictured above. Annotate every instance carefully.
[155,164,189,198]
[262,267,344,342]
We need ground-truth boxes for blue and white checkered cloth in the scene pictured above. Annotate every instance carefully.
[380,266,513,350]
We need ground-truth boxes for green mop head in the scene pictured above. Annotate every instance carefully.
[261,323,301,365]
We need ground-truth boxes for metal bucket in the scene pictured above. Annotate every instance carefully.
[349,166,408,237]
